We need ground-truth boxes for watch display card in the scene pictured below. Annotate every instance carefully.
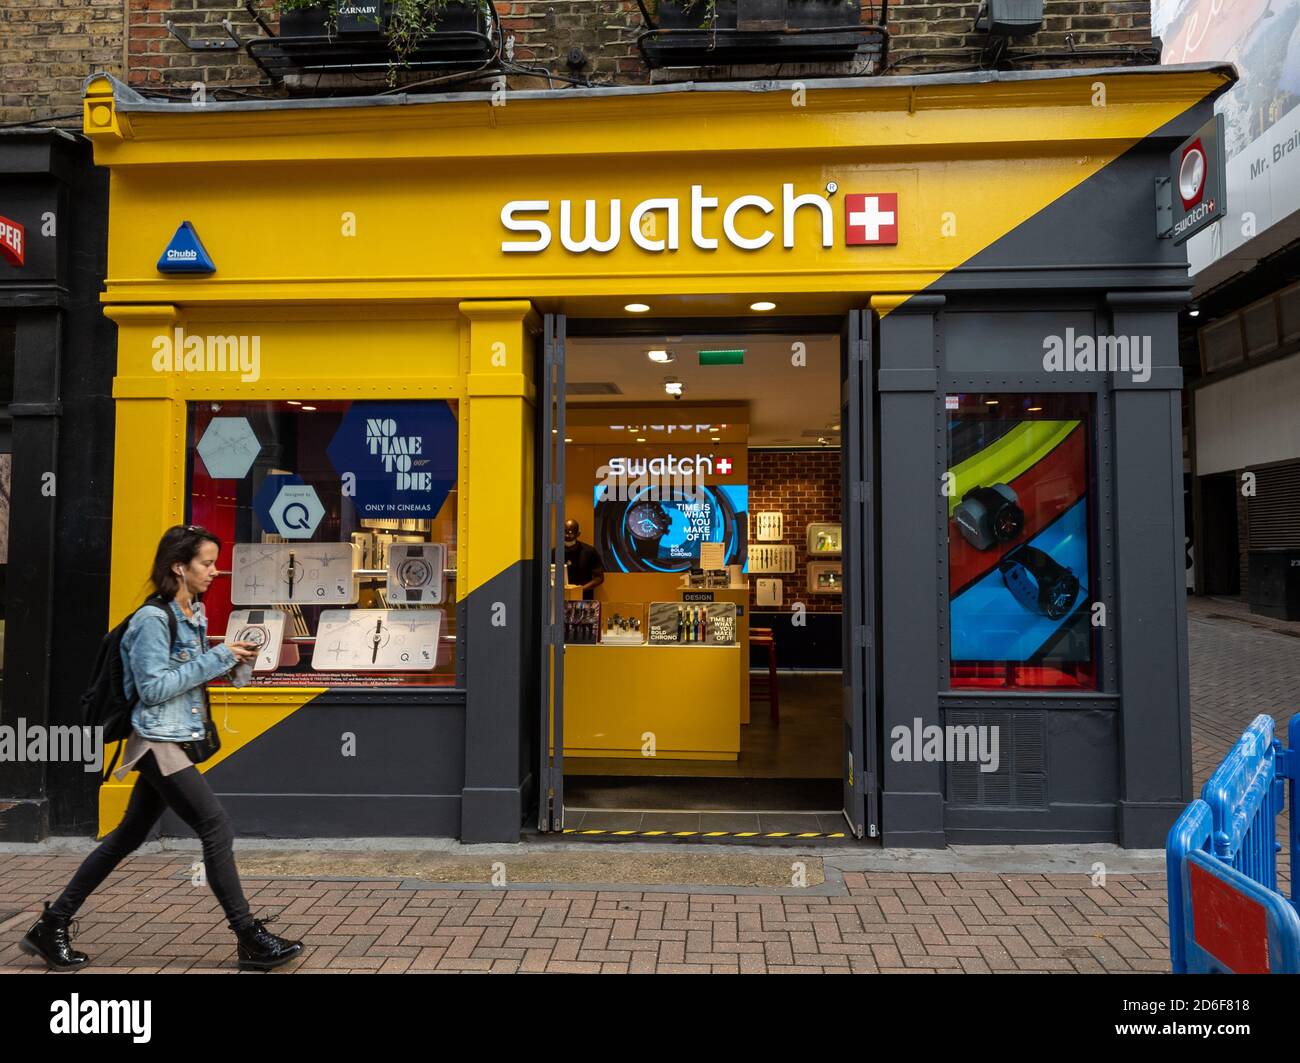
[231,543,357,605]
[749,544,795,574]
[386,543,446,604]
[224,609,288,672]
[312,608,441,671]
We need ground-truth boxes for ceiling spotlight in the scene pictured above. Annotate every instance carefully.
[301,405,317,411]
[750,301,777,312]
[1027,406,1043,413]
[624,302,650,313]
[636,437,646,443]
[664,380,683,397]
[564,438,573,443]
[711,436,721,443]
[647,349,674,363]
[287,400,302,406]
[1189,307,1201,318]
[985,399,999,405]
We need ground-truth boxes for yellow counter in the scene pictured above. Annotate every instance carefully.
[561,643,741,761]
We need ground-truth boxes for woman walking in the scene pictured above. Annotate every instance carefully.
[19,525,304,971]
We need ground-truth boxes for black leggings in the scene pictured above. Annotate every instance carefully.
[49,752,254,932]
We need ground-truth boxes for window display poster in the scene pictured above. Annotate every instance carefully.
[946,414,1093,677]
[593,484,748,574]
[325,401,458,518]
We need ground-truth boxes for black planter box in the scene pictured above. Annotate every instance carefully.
[737,0,782,31]
[656,0,858,30]
[655,0,739,30]
[278,0,482,38]
[1248,550,1300,622]
[279,6,330,35]
[336,0,387,33]
[786,0,860,28]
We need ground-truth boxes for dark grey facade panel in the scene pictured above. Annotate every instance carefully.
[0,131,114,842]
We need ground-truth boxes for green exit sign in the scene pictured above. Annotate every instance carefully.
[698,349,745,366]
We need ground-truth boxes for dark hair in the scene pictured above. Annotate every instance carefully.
[150,524,222,601]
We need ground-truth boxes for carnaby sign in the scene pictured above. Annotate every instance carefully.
[500,184,899,253]
[0,215,24,267]
[1163,114,1226,246]
[326,401,458,517]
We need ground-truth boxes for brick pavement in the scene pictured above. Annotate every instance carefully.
[0,597,1293,975]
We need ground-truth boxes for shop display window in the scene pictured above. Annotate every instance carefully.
[946,393,1098,691]
[186,400,459,687]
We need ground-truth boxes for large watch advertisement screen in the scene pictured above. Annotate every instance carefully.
[593,484,748,574]
[947,394,1098,691]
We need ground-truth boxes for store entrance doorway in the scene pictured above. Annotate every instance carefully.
[537,312,878,839]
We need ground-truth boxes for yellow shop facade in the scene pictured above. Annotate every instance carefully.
[82,63,1231,847]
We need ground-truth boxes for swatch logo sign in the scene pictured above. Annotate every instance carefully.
[0,215,24,266]
[500,184,899,253]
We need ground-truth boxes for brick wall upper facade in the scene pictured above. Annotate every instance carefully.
[3,0,1156,124]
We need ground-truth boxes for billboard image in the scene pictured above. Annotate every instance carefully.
[594,484,748,574]
[1153,0,1300,272]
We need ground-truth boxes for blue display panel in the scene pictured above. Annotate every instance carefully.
[594,484,748,574]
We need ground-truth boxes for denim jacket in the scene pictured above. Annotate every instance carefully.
[123,598,251,741]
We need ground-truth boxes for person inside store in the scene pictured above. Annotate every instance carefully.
[18,524,306,972]
[564,519,605,600]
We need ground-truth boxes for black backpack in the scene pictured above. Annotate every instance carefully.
[82,595,177,781]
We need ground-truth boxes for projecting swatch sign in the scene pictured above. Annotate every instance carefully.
[326,401,457,517]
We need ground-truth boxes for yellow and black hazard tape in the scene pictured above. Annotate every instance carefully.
[561,828,847,840]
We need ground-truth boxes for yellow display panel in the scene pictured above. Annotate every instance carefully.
[561,644,741,761]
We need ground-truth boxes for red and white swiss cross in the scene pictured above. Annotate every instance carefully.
[844,193,898,246]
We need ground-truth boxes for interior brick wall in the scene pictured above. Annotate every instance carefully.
[748,448,842,615]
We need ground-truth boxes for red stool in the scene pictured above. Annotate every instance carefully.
[749,627,779,725]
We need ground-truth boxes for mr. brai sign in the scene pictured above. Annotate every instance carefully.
[326,401,457,518]
[1158,114,1227,246]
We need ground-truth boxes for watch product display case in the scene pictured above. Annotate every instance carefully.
[564,600,601,644]
[807,523,842,556]
[600,602,646,644]
[807,560,843,594]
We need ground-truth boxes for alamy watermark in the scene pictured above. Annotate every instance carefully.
[0,719,103,773]
[152,327,261,383]
[890,717,1000,773]
[1042,329,1151,383]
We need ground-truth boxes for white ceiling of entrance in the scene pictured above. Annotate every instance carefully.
[565,333,841,447]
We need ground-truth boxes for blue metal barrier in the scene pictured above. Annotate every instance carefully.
[1166,713,1300,974]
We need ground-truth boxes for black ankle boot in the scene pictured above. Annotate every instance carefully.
[234,916,303,971]
[19,902,89,970]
